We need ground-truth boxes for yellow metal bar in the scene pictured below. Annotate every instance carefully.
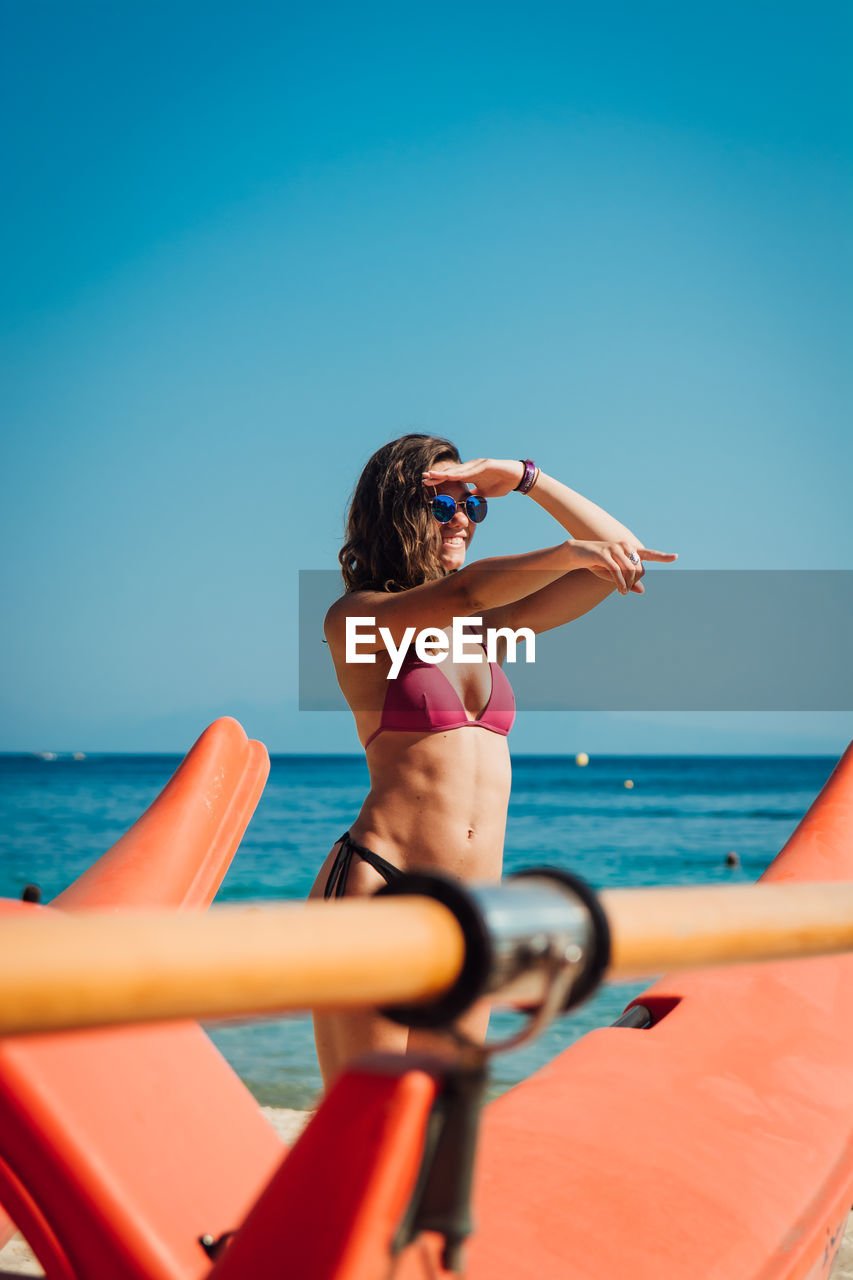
[0,899,465,1036]
[602,882,853,975]
[2,883,853,1036]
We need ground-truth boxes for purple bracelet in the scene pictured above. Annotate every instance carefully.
[514,458,537,495]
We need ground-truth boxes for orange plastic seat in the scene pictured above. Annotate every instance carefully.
[430,743,853,1280]
[0,718,280,1276]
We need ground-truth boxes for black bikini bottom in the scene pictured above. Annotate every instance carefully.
[323,830,403,900]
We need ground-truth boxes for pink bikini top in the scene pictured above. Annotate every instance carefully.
[365,650,516,748]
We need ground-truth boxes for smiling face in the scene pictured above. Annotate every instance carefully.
[427,464,477,573]
[339,434,465,593]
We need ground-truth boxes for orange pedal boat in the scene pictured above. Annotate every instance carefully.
[447,742,853,1280]
[0,717,283,1277]
[1,733,852,1278]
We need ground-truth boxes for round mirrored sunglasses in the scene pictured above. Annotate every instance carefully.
[429,494,488,524]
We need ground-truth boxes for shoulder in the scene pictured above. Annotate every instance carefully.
[324,589,388,641]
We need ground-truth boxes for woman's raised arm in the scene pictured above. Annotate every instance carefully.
[326,541,577,651]
[423,457,638,543]
[326,538,676,652]
[420,457,677,638]
[423,457,667,594]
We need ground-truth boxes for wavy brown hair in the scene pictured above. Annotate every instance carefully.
[340,434,461,592]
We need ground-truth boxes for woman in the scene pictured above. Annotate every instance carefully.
[310,434,676,1086]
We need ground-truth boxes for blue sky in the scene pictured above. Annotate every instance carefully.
[1,1,851,754]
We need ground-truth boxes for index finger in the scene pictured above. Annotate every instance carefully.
[638,549,678,562]
[422,461,482,480]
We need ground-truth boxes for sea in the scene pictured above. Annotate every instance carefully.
[0,752,840,1109]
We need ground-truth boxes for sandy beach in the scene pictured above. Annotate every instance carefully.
[0,1102,851,1277]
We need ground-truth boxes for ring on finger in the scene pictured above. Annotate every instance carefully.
[628,551,640,564]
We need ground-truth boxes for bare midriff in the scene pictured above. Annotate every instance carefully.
[352,727,512,881]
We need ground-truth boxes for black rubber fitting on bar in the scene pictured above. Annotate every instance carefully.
[508,867,611,1010]
[375,872,492,1029]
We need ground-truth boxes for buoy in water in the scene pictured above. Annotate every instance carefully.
[575,752,589,767]
[624,779,634,789]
